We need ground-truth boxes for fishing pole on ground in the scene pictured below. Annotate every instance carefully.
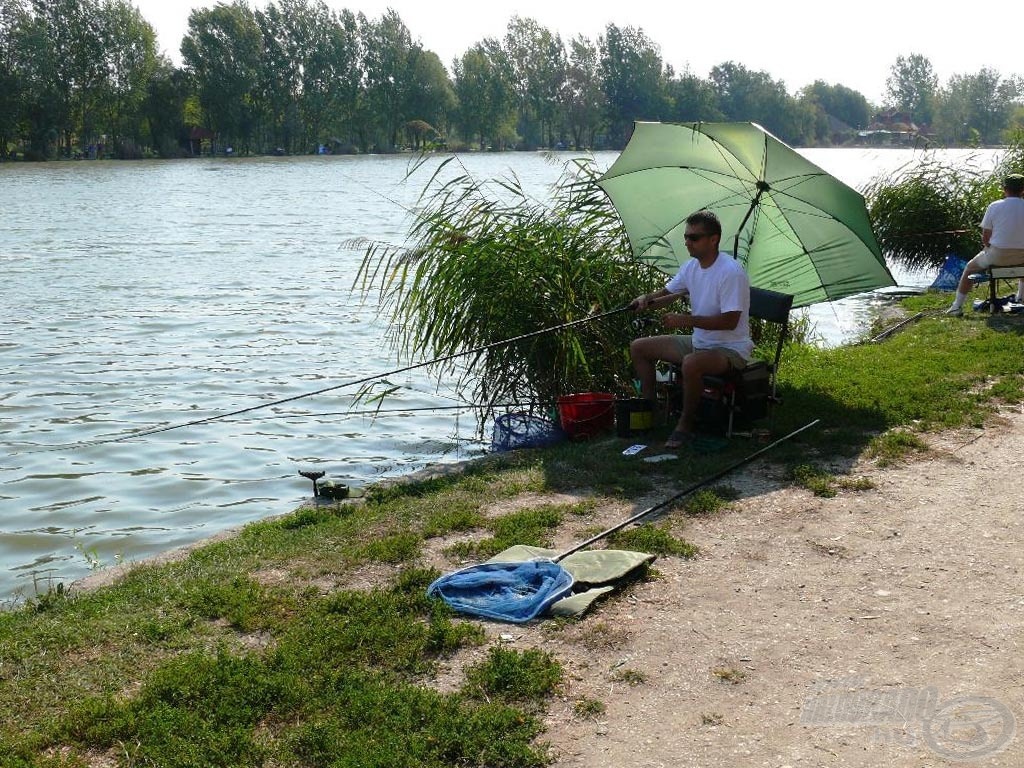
[428,418,820,623]
[54,303,633,449]
[258,401,558,420]
[868,311,929,343]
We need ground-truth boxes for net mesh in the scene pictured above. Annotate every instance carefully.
[426,559,574,622]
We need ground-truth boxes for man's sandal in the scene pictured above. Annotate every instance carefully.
[664,430,694,450]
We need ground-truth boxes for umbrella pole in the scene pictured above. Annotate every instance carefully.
[555,418,819,562]
[732,182,769,258]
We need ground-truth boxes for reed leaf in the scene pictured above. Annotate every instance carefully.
[864,131,1024,272]
[356,154,664,429]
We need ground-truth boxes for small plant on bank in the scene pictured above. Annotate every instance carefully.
[792,464,837,498]
[463,646,563,703]
[837,475,876,491]
[712,666,747,684]
[608,523,698,558]
[574,697,606,719]
[684,486,738,516]
[611,667,647,686]
[577,620,632,650]
[867,430,931,467]
[445,505,566,559]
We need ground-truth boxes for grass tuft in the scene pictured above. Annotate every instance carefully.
[684,487,736,516]
[791,464,837,498]
[608,524,697,558]
[446,505,566,559]
[463,647,563,704]
[866,430,931,467]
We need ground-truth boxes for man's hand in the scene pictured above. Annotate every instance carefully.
[663,312,692,330]
[629,293,650,311]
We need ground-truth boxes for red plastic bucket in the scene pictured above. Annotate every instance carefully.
[557,392,615,439]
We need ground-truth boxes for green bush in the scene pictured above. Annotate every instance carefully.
[356,155,664,420]
[863,131,1024,272]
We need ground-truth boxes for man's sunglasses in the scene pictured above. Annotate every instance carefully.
[683,232,709,242]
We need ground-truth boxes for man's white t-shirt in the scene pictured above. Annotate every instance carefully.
[665,252,754,360]
[982,196,1024,248]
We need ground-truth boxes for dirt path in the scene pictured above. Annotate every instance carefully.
[508,410,1024,767]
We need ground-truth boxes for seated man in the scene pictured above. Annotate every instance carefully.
[947,173,1024,315]
[629,209,753,449]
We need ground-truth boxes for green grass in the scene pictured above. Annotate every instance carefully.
[4,297,1024,765]
[463,646,563,704]
[866,430,932,467]
[608,524,697,558]
[792,464,838,498]
[446,502,593,560]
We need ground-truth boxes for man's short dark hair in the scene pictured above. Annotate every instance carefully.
[1003,174,1024,196]
[686,209,722,238]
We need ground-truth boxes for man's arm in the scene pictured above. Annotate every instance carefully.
[631,288,687,311]
[982,226,993,248]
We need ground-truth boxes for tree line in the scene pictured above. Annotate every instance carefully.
[3,0,1024,160]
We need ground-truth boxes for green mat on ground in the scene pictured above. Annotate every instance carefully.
[485,545,656,618]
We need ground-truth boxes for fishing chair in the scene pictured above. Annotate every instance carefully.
[691,287,794,438]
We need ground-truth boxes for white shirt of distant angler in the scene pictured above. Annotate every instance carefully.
[982,195,1024,249]
[665,253,754,360]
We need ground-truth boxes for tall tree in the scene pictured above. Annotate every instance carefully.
[799,80,870,130]
[502,16,565,149]
[254,0,302,152]
[30,0,107,156]
[885,53,938,127]
[709,61,812,144]
[0,0,30,157]
[181,1,263,152]
[663,68,722,124]
[96,0,158,157]
[561,34,603,150]
[401,48,455,144]
[452,40,514,150]
[142,54,188,156]
[598,23,665,148]
[302,5,361,151]
[359,9,420,151]
[934,68,1020,146]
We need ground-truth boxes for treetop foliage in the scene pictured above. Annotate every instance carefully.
[2,1,1023,161]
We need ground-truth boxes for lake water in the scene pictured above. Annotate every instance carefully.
[0,147,1003,605]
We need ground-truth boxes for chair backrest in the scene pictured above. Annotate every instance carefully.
[749,287,794,325]
[748,287,794,369]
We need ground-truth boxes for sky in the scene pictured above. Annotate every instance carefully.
[132,0,1024,105]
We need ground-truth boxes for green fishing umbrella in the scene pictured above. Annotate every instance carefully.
[597,121,894,307]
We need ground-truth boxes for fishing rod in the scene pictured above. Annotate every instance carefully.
[557,418,819,560]
[72,304,632,447]
[868,310,928,343]
[258,402,556,420]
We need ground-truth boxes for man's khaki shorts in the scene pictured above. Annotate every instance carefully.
[670,335,747,370]
[969,246,1024,269]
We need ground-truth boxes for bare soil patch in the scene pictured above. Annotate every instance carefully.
[505,410,1024,766]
